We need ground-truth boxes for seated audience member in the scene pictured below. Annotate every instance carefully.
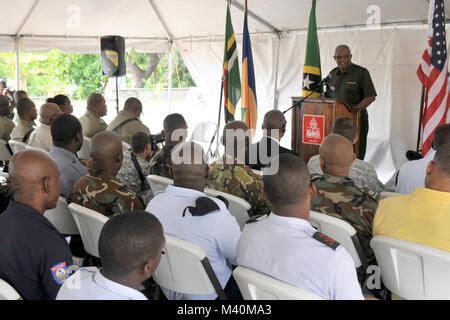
[78,93,108,138]
[247,110,298,170]
[207,121,271,216]
[28,102,62,151]
[310,134,378,266]
[146,142,242,300]
[0,95,15,141]
[237,154,364,300]
[49,114,88,197]
[374,142,450,249]
[106,97,150,145]
[56,211,165,300]
[14,90,28,103]
[149,113,187,178]
[396,124,450,194]
[69,131,144,216]
[10,98,37,142]
[117,132,153,205]
[0,150,72,299]
[308,117,384,194]
[47,94,73,114]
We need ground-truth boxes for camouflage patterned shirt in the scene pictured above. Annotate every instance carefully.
[68,169,144,217]
[149,146,173,179]
[310,173,379,266]
[206,155,272,216]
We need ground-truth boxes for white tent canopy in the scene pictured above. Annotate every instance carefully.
[2,0,449,185]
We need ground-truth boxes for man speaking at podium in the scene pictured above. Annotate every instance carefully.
[325,45,377,160]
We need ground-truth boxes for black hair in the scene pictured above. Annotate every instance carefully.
[433,124,450,151]
[14,90,27,102]
[98,211,165,276]
[332,117,357,143]
[46,94,70,108]
[50,114,82,147]
[16,98,34,117]
[131,131,150,154]
[163,113,186,133]
[263,154,310,207]
[434,142,450,175]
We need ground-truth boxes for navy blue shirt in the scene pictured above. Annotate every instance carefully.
[0,201,73,300]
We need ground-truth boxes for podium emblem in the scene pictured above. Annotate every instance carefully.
[302,115,325,145]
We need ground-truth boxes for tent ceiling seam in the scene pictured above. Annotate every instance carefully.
[16,0,41,37]
[146,0,173,42]
[230,0,280,34]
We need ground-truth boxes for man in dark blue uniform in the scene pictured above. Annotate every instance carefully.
[0,150,72,300]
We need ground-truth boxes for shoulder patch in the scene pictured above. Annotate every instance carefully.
[51,262,69,285]
[360,187,381,202]
[312,232,340,250]
[245,213,269,224]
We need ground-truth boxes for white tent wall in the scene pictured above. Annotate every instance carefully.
[177,26,431,184]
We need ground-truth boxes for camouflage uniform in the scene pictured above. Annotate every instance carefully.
[10,119,35,143]
[206,155,272,216]
[106,110,150,145]
[0,115,15,141]
[78,109,108,138]
[116,150,153,206]
[310,173,378,266]
[68,169,144,217]
[149,146,173,179]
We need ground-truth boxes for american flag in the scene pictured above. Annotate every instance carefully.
[417,0,450,156]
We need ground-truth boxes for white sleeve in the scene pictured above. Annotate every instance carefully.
[215,211,241,266]
[329,247,364,300]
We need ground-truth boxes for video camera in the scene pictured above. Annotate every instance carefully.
[149,133,164,152]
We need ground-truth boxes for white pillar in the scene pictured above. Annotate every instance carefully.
[167,46,173,113]
[15,37,20,90]
[273,33,281,109]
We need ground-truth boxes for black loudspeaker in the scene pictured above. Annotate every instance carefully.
[100,35,126,77]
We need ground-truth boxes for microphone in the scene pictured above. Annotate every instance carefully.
[313,73,332,91]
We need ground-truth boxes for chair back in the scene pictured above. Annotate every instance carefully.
[25,145,46,152]
[67,203,109,257]
[0,139,11,161]
[44,197,79,235]
[233,266,323,300]
[0,279,22,300]
[204,188,251,230]
[380,191,401,198]
[309,211,365,269]
[77,136,91,160]
[153,234,227,299]
[371,235,450,300]
[147,174,172,195]
[8,140,27,154]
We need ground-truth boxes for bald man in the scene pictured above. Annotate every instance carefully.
[248,110,298,170]
[78,93,108,138]
[28,103,62,151]
[106,97,150,145]
[0,150,72,300]
[146,141,241,300]
[310,134,378,267]
[69,131,144,216]
[207,121,271,216]
[0,95,15,141]
[10,98,37,143]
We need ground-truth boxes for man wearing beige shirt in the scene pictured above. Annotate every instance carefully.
[28,103,62,152]
[0,95,15,141]
[10,98,37,143]
[78,93,108,138]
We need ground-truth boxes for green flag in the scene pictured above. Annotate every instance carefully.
[223,4,241,122]
[302,0,322,97]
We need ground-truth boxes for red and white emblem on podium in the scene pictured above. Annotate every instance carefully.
[302,115,325,145]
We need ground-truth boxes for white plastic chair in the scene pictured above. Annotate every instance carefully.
[25,145,47,153]
[204,188,251,230]
[309,211,367,271]
[147,174,172,195]
[77,136,91,160]
[233,266,323,300]
[0,139,11,161]
[251,169,263,176]
[380,191,401,198]
[8,140,27,154]
[371,235,450,300]
[0,172,8,179]
[122,141,131,152]
[153,234,228,300]
[67,203,109,258]
[44,197,80,235]
[0,279,22,300]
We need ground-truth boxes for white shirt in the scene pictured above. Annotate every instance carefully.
[28,123,53,152]
[236,213,364,300]
[56,267,147,300]
[146,185,241,300]
[396,150,436,194]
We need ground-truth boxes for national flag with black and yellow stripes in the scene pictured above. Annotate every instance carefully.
[302,0,322,97]
[223,3,241,123]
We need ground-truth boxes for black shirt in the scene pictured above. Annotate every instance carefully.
[0,201,73,300]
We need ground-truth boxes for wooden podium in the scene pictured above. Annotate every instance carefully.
[290,97,360,164]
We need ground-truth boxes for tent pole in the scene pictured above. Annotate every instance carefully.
[273,32,281,109]
[15,37,20,90]
[167,46,173,113]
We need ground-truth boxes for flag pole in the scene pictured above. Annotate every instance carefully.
[415,85,425,152]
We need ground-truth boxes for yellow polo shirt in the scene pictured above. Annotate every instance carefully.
[373,187,450,251]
